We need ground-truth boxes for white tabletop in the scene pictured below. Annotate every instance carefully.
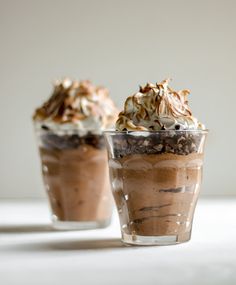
[0,198,235,285]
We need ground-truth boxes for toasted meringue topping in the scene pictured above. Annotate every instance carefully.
[33,78,118,133]
[116,79,205,131]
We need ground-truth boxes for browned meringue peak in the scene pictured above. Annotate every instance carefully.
[116,79,205,131]
[33,78,118,130]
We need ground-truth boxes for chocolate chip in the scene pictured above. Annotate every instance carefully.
[177,143,183,149]
[183,145,189,154]
[165,145,171,152]
[127,138,135,145]
[41,125,50,130]
[177,136,186,144]
[143,140,150,146]
[153,144,163,151]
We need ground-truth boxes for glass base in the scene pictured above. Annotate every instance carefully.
[52,218,111,231]
[122,231,191,246]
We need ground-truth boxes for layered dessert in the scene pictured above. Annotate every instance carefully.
[104,79,207,244]
[33,78,118,229]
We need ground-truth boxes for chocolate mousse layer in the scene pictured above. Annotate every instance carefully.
[39,133,112,223]
[109,152,203,237]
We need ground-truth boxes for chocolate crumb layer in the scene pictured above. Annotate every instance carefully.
[110,131,203,158]
[40,132,105,150]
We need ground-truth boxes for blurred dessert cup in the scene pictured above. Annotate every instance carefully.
[33,78,118,230]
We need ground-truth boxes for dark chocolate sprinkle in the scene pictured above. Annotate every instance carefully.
[41,125,50,130]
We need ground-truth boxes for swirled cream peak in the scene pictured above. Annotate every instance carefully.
[33,78,118,132]
[116,79,205,131]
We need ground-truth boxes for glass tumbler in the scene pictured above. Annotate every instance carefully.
[104,130,208,245]
[35,127,113,230]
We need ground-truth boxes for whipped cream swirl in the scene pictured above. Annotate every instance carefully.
[33,78,118,134]
[116,79,205,131]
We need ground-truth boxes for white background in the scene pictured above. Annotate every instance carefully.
[0,0,235,197]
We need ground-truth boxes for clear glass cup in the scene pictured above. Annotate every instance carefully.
[35,126,113,230]
[104,130,208,245]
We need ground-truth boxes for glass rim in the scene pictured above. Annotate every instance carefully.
[103,129,209,135]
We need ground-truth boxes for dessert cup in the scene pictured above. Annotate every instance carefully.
[36,127,113,230]
[104,130,208,245]
[33,78,118,230]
